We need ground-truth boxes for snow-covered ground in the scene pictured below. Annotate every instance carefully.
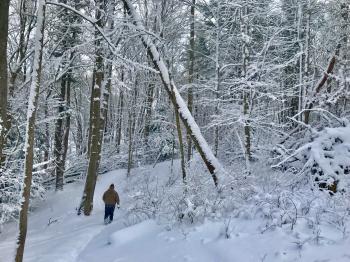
[1,161,350,262]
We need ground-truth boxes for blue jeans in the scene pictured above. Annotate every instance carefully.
[104,204,115,223]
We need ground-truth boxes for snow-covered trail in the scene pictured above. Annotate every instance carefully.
[0,166,130,262]
[1,161,350,262]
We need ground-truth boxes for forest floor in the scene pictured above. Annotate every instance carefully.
[1,161,350,262]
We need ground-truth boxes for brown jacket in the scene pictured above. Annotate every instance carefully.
[103,188,120,205]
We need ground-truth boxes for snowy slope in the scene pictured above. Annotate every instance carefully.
[1,161,350,262]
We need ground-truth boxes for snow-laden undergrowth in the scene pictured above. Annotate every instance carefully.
[274,124,350,194]
[1,158,350,261]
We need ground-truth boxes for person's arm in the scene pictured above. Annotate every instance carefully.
[102,191,106,203]
[115,191,120,207]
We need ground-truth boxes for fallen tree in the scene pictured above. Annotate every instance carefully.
[122,0,223,186]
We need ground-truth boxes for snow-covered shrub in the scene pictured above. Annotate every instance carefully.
[274,124,350,194]
[0,169,20,231]
[0,165,46,230]
[124,170,166,225]
[124,157,252,227]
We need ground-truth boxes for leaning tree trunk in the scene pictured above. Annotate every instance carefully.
[122,0,222,186]
[303,4,347,124]
[0,0,10,165]
[15,1,46,261]
[303,47,340,124]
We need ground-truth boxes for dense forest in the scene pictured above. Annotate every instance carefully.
[1,0,350,261]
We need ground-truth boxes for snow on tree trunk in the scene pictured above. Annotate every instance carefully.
[81,83,102,215]
[80,0,106,215]
[15,1,46,261]
[54,75,67,191]
[122,0,222,186]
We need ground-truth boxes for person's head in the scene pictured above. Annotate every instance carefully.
[109,184,114,189]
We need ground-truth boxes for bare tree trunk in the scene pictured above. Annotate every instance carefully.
[297,1,304,122]
[9,0,35,96]
[101,5,115,143]
[122,0,221,186]
[80,0,105,216]
[303,3,347,124]
[82,82,102,215]
[174,97,187,183]
[15,1,46,261]
[126,111,133,177]
[143,0,154,151]
[243,92,252,162]
[54,3,76,188]
[87,73,96,156]
[43,90,52,170]
[54,75,66,191]
[144,80,154,148]
[241,5,252,164]
[116,88,124,153]
[73,87,84,155]
[214,4,221,157]
[304,47,340,124]
[127,83,137,177]
[187,0,195,162]
[102,63,112,140]
[61,73,71,179]
[0,0,10,164]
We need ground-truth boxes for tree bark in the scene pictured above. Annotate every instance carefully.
[80,0,105,216]
[241,5,252,163]
[0,0,10,165]
[187,0,195,162]
[214,5,221,157]
[304,48,339,124]
[116,88,124,153]
[54,75,67,191]
[61,73,71,182]
[15,1,46,261]
[174,96,187,183]
[144,79,154,148]
[127,82,137,177]
[43,91,51,170]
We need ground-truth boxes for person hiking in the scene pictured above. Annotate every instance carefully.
[102,184,120,224]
